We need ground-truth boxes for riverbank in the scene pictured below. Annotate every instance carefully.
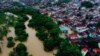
[0,15,55,56]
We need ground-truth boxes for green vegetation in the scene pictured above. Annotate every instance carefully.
[87,39,98,48]
[96,22,100,27]
[28,12,62,51]
[7,37,15,48]
[36,30,48,41]
[0,13,9,40]
[0,2,82,56]
[0,26,8,40]
[14,22,28,41]
[81,1,94,8]
[9,43,28,56]
[56,40,82,56]
[60,0,71,3]
[0,12,7,24]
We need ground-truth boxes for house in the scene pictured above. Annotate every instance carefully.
[69,33,78,39]
[93,48,100,54]
[81,48,88,56]
[63,19,70,24]
[76,26,89,33]
[59,25,68,33]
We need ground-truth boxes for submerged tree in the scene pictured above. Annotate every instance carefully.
[9,43,28,56]
[7,37,15,48]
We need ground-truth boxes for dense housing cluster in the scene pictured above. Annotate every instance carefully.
[0,0,100,56]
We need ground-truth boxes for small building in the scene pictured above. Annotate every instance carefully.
[59,25,68,33]
[69,33,78,39]
[81,48,88,56]
[93,48,100,54]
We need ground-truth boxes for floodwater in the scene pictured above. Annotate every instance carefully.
[24,15,54,56]
[0,27,16,56]
[0,15,55,56]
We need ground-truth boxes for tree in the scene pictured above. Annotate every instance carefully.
[36,30,48,41]
[96,22,100,27]
[48,28,61,37]
[14,20,28,42]
[57,0,71,5]
[7,41,15,48]
[81,1,94,8]
[0,12,7,24]
[87,39,98,48]
[15,43,27,52]
[9,43,28,56]
[56,40,82,56]
[61,0,71,3]
[0,26,8,40]
[15,22,26,30]
[43,39,55,51]
[44,21,57,30]
[7,37,15,48]
[16,31,28,42]
[43,37,64,51]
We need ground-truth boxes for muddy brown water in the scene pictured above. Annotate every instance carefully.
[0,15,55,56]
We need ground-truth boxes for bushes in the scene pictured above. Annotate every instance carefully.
[15,22,26,30]
[7,37,15,48]
[28,13,62,51]
[43,37,64,51]
[9,43,28,56]
[7,41,15,48]
[17,15,29,22]
[43,39,55,51]
[44,21,57,30]
[0,26,8,40]
[2,4,81,56]
[15,43,28,56]
[48,28,61,37]
[36,30,48,41]
[14,17,28,42]
[0,12,7,24]
[55,40,82,56]
[16,32,28,41]
[14,14,29,42]
[15,29,28,42]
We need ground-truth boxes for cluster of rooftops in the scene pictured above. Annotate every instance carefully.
[0,0,100,56]
[39,0,100,56]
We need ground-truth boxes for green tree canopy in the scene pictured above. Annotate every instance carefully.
[56,40,82,56]
[81,1,94,8]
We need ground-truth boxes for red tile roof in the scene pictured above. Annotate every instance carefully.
[93,48,100,53]
[82,48,88,52]
[69,33,78,39]
[63,19,70,24]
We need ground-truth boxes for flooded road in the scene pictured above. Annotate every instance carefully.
[0,15,54,56]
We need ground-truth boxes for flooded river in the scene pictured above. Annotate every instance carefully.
[0,15,54,56]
